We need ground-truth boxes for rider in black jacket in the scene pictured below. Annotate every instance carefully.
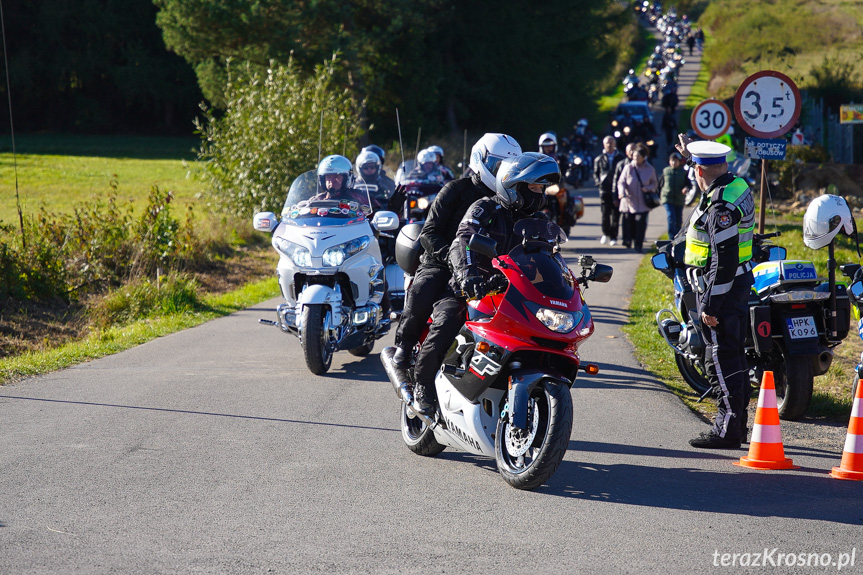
[392,134,522,371]
[409,152,560,415]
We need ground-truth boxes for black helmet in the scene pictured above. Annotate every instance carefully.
[495,152,560,211]
[395,222,424,274]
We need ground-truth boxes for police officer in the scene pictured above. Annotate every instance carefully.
[676,137,756,449]
[391,134,522,382]
[408,152,560,415]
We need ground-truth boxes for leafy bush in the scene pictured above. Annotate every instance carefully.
[196,56,365,217]
[0,185,205,303]
[88,274,201,329]
[774,145,831,193]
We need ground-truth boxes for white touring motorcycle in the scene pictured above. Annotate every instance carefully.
[253,170,401,375]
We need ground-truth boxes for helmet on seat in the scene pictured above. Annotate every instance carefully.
[468,133,522,191]
[803,194,855,249]
[317,154,353,190]
[495,152,560,212]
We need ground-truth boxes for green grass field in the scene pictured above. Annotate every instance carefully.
[0,134,205,224]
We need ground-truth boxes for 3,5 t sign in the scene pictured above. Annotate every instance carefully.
[733,70,801,138]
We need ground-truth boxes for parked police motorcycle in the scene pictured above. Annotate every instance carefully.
[652,226,851,420]
[253,168,401,375]
[381,219,611,489]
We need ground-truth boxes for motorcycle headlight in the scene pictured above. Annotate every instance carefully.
[417,194,437,211]
[573,156,583,165]
[274,237,311,267]
[322,236,371,267]
[535,308,583,333]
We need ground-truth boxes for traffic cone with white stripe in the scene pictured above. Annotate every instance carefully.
[830,379,863,481]
[734,371,796,470]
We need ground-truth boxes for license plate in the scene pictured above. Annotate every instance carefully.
[786,316,817,340]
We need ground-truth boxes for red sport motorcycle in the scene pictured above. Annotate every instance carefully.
[381,219,612,490]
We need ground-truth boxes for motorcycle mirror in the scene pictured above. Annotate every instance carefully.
[253,212,279,233]
[850,280,863,303]
[371,210,400,232]
[651,253,671,271]
[468,233,498,259]
[590,264,614,283]
[768,246,787,261]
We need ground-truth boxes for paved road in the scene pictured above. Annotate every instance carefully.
[3,38,862,575]
[2,184,862,574]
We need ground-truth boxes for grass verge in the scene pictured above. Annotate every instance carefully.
[0,276,278,386]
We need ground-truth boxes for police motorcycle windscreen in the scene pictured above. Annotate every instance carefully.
[258,170,391,375]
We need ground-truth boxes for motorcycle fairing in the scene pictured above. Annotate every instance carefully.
[433,373,503,457]
[753,260,820,294]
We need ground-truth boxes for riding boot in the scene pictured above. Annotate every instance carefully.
[412,382,436,416]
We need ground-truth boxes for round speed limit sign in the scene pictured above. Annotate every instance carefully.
[734,70,801,138]
[690,99,732,140]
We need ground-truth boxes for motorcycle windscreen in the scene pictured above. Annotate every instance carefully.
[282,169,373,224]
[507,245,575,301]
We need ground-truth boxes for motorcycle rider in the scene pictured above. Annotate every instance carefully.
[407,148,446,184]
[312,155,371,207]
[538,132,572,227]
[391,134,522,381]
[426,145,456,182]
[594,135,626,245]
[408,152,560,415]
[354,149,396,207]
[676,137,755,449]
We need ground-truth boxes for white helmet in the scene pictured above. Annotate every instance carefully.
[417,148,436,165]
[538,132,557,154]
[468,133,522,190]
[317,154,353,189]
[427,145,444,162]
[354,150,381,178]
[803,194,855,249]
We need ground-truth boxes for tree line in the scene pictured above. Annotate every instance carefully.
[0,0,638,144]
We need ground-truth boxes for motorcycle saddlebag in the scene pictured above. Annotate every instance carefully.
[750,305,774,354]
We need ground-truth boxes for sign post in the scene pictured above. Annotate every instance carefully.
[733,70,801,233]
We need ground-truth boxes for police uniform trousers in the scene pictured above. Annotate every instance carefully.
[700,273,753,440]
[394,264,451,352]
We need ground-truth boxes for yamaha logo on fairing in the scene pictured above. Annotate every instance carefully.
[444,416,482,451]
[549,299,567,307]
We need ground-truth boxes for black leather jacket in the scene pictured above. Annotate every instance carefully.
[418,175,494,269]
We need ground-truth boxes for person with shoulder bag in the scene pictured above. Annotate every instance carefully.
[617,144,658,252]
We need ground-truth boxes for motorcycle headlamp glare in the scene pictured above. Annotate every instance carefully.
[417,194,437,211]
[322,236,371,267]
[274,237,311,267]
[535,308,582,333]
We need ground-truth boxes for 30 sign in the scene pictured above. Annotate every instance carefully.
[734,70,801,138]
[690,99,732,140]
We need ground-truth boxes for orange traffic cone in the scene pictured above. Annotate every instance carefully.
[830,379,863,481]
[734,371,796,470]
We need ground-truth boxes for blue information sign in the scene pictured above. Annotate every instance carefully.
[744,137,787,160]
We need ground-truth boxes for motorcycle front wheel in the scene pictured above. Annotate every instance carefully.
[400,402,445,456]
[301,304,335,375]
[674,353,711,395]
[774,354,814,420]
[495,381,573,490]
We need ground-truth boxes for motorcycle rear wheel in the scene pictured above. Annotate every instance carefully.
[774,354,814,420]
[400,403,445,456]
[674,353,711,395]
[495,381,572,490]
[301,304,335,375]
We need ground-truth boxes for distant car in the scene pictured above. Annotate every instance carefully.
[611,101,654,129]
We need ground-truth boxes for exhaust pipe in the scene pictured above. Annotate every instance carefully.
[381,346,413,404]
[814,347,834,376]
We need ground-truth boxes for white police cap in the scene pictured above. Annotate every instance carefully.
[686,140,731,165]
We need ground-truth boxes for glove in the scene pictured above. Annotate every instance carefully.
[461,276,487,300]
[487,273,509,294]
[386,184,407,213]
